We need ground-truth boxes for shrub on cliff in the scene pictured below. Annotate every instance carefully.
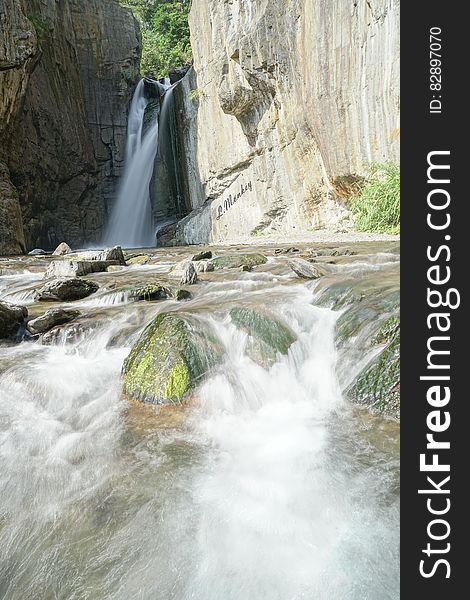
[351,163,400,234]
[120,0,192,78]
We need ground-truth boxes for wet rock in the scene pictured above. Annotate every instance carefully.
[156,222,177,247]
[192,250,212,261]
[67,246,126,265]
[52,242,72,256]
[193,260,215,273]
[45,260,117,278]
[0,301,28,339]
[239,264,252,272]
[288,258,325,279]
[173,289,191,301]
[34,278,99,302]
[126,254,150,266]
[41,321,98,346]
[27,308,80,335]
[229,307,296,368]
[125,284,170,302]
[169,259,198,285]
[212,253,267,270]
[28,249,47,256]
[347,317,400,419]
[122,312,224,404]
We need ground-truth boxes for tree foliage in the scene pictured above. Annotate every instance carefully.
[119,1,192,78]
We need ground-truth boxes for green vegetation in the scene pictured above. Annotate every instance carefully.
[27,12,48,41]
[119,1,192,78]
[350,163,400,234]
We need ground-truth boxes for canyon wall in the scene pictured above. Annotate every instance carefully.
[0,0,140,254]
[176,0,400,243]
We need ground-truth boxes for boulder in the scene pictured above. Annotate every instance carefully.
[288,258,325,279]
[0,301,28,339]
[34,278,99,302]
[193,260,215,273]
[229,307,296,368]
[347,317,400,419]
[123,283,170,302]
[26,308,81,335]
[192,250,212,261]
[52,242,72,256]
[45,260,117,279]
[169,259,198,285]
[122,312,224,404]
[126,254,150,266]
[173,289,191,301]
[66,246,126,265]
[212,253,267,270]
[42,320,98,346]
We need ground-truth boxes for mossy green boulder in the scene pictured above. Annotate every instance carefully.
[229,307,296,367]
[347,316,400,419]
[122,313,223,404]
[212,253,267,270]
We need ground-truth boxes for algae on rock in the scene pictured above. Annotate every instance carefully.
[122,312,223,404]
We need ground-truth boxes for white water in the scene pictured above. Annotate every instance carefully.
[104,80,174,249]
[0,268,399,599]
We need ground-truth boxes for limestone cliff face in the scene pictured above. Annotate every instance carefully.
[0,0,140,254]
[176,0,400,243]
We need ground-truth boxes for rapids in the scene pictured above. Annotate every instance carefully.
[0,243,399,599]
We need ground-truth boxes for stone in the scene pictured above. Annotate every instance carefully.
[240,265,252,272]
[45,260,118,279]
[169,259,198,285]
[107,265,127,273]
[28,249,47,256]
[229,306,296,368]
[193,260,215,273]
[212,253,267,270]
[347,317,400,419]
[42,321,98,346]
[192,250,212,261]
[0,301,28,339]
[288,258,325,279]
[122,312,224,404]
[52,242,72,256]
[173,289,191,301]
[67,246,126,265]
[126,254,151,266]
[34,278,99,302]
[26,308,80,335]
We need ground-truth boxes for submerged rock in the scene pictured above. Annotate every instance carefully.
[169,259,198,285]
[27,308,80,335]
[212,253,267,270]
[0,301,28,339]
[229,307,296,368]
[52,242,72,256]
[288,258,325,279]
[28,249,47,256]
[173,289,191,301]
[41,320,99,346]
[122,312,223,404]
[34,278,99,302]
[347,317,400,419]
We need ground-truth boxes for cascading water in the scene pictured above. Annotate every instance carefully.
[0,246,399,599]
[104,79,174,249]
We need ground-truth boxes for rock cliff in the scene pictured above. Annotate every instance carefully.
[0,0,140,254]
[175,0,400,243]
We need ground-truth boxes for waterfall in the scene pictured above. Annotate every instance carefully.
[104,79,174,249]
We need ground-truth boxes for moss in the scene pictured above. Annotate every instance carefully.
[347,319,400,419]
[230,307,296,367]
[164,363,191,401]
[122,313,223,404]
[212,254,267,270]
